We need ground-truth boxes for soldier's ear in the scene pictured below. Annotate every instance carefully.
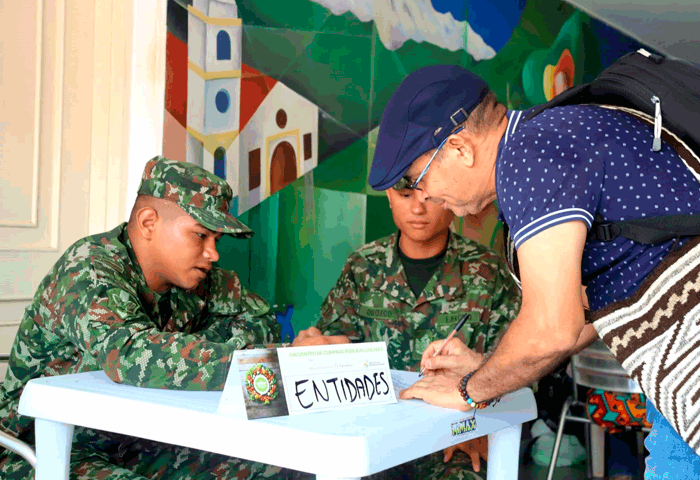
[135,206,159,240]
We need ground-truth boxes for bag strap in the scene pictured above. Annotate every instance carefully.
[523,103,700,244]
[588,214,700,244]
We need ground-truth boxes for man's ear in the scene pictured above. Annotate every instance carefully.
[385,189,394,208]
[446,135,475,168]
[135,207,159,240]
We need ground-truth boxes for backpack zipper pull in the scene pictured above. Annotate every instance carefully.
[652,96,662,152]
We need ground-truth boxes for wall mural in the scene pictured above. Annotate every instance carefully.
[163,0,647,332]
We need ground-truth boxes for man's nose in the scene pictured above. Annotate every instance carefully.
[414,188,429,203]
[204,237,220,263]
[411,195,427,213]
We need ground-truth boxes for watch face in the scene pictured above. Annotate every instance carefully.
[245,364,279,405]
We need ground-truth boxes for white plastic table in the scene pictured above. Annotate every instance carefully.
[18,371,536,480]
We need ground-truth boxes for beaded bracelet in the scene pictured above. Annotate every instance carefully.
[458,371,500,409]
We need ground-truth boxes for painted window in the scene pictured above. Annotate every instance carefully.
[214,147,226,179]
[215,89,230,113]
[249,148,261,190]
[276,109,287,129]
[217,31,231,60]
[304,133,312,160]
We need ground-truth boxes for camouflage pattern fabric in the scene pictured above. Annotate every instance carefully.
[315,231,521,480]
[138,155,253,238]
[0,223,283,478]
[292,451,483,480]
[317,232,521,371]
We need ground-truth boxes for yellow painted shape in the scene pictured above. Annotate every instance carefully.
[264,129,301,198]
[543,64,556,101]
[187,126,239,155]
[188,5,242,26]
[189,61,241,80]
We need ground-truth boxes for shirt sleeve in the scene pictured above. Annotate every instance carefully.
[498,126,604,250]
[199,268,281,349]
[62,261,272,391]
[315,256,366,342]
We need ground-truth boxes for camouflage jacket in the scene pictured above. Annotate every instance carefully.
[316,232,521,371]
[0,223,279,440]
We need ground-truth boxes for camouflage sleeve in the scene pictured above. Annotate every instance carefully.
[483,258,522,353]
[315,257,366,342]
[71,284,234,391]
[197,287,280,350]
[65,263,274,392]
[197,269,281,348]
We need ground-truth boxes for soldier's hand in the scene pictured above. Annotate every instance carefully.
[399,371,469,411]
[292,327,350,346]
[443,436,488,471]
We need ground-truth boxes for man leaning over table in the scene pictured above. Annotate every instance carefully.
[294,173,521,479]
[380,65,700,478]
[0,156,342,480]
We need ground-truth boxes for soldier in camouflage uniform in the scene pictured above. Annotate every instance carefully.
[0,156,295,479]
[304,178,521,480]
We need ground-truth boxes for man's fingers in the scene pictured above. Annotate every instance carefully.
[424,355,464,372]
[304,327,323,337]
[443,446,454,463]
[399,385,425,400]
[326,335,350,344]
[470,450,481,472]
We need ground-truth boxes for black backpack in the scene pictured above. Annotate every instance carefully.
[523,48,700,245]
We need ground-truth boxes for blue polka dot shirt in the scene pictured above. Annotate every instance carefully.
[496,106,700,310]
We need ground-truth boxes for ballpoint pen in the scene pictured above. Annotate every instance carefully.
[418,312,470,377]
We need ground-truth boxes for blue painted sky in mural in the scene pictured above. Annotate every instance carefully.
[432,0,526,52]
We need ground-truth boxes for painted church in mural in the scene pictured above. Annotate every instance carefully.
[184,0,319,214]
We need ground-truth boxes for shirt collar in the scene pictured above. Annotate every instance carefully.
[495,110,524,224]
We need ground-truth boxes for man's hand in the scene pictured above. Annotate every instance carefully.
[291,327,350,347]
[420,339,483,378]
[443,436,488,471]
[399,371,469,411]
[422,337,470,359]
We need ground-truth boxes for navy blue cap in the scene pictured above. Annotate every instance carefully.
[369,65,489,191]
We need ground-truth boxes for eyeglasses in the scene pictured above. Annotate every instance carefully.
[409,125,464,190]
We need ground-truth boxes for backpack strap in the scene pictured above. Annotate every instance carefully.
[523,103,700,244]
[589,214,700,244]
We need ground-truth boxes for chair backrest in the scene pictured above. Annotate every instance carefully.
[571,339,643,394]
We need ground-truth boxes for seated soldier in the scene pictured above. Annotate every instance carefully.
[0,156,302,479]
[294,178,521,480]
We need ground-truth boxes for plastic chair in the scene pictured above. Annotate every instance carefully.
[547,340,647,480]
[0,429,36,468]
[0,354,37,469]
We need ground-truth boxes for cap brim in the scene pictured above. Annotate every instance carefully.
[182,205,254,239]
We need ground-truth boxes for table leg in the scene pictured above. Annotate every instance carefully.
[487,424,522,480]
[34,418,74,480]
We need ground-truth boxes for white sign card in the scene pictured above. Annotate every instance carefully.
[218,342,398,419]
[277,341,398,415]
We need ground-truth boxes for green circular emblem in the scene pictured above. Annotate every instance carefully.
[244,364,278,404]
[254,374,270,395]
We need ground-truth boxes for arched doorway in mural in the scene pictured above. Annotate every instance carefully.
[269,141,297,195]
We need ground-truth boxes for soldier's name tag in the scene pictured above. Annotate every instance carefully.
[358,305,400,319]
